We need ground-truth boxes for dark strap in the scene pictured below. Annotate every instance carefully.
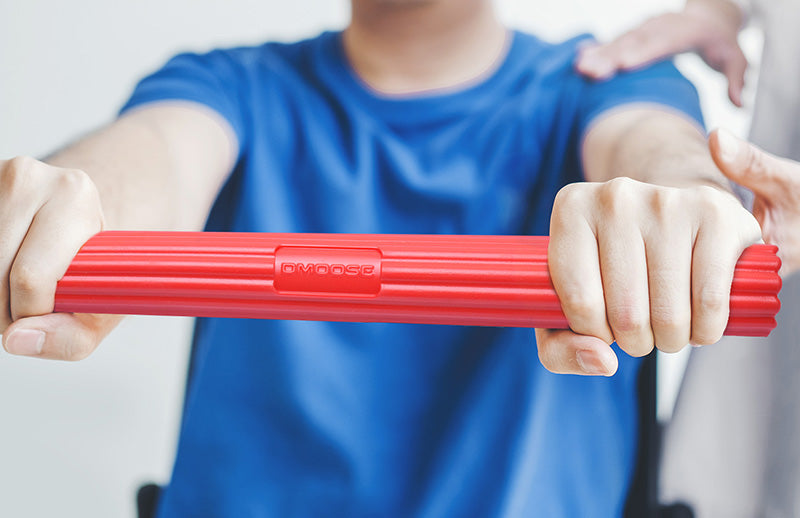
[624,351,660,518]
[137,483,161,518]
[659,503,695,518]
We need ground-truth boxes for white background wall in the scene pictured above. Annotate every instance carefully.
[0,1,762,516]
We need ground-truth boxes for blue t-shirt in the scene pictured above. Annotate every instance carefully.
[122,31,702,517]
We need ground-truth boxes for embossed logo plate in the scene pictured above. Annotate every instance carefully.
[274,247,382,295]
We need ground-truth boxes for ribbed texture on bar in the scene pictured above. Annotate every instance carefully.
[54,232,782,336]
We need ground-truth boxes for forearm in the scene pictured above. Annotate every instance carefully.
[0,103,236,360]
[583,107,733,193]
[45,103,236,232]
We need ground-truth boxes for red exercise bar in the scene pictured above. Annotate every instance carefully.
[54,232,782,337]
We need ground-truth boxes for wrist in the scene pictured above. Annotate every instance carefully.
[629,151,735,195]
[648,172,735,196]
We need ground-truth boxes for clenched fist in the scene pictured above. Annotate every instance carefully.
[0,156,120,360]
[537,176,761,376]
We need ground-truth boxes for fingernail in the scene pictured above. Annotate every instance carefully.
[5,329,46,356]
[716,128,741,164]
[576,350,611,375]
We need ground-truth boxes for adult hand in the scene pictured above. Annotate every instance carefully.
[537,177,761,376]
[710,129,800,277]
[575,0,747,106]
[0,156,121,360]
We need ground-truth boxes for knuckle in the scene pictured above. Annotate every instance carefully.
[696,285,728,316]
[651,311,692,352]
[553,182,587,210]
[57,168,96,199]
[599,177,638,215]
[605,176,637,193]
[7,155,38,172]
[650,297,690,325]
[650,188,678,220]
[560,289,604,326]
[9,264,53,314]
[608,305,654,357]
[740,214,762,243]
[10,262,44,297]
[551,184,595,233]
[608,304,649,336]
[1,156,38,192]
[693,184,721,200]
[695,190,729,224]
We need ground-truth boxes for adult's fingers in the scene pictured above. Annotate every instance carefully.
[575,14,694,80]
[610,16,694,70]
[535,328,618,376]
[710,129,800,200]
[722,47,747,107]
[575,43,622,80]
[2,312,122,361]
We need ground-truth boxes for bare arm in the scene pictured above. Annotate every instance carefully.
[536,108,761,376]
[48,103,237,230]
[0,103,236,360]
[581,107,726,188]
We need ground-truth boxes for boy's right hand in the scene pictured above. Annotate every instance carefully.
[536,176,761,377]
[0,156,121,360]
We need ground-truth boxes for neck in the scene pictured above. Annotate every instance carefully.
[344,0,508,95]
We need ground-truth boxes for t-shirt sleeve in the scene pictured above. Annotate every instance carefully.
[576,60,705,140]
[119,50,248,154]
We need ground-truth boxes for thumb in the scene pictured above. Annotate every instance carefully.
[535,328,619,376]
[723,48,747,107]
[2,312,121,361]
[709,128,797,200]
